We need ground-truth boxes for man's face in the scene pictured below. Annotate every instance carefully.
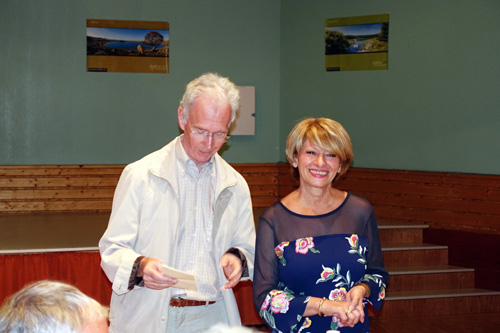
[178,94,232,169]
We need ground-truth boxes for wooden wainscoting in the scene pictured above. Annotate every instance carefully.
[0,163,279,215]
[0,165,123,214]
[278,163,500,234]
[334,167,500,235]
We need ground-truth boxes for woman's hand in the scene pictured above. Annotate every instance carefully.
[346,284,368,324]
[322,299,363,327]
[304,296,365,328]
[303,297,359,327]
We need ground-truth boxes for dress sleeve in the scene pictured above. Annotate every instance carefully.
[253,212,309,332]
[360,211,389,311]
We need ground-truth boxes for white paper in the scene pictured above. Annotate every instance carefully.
[161,265,198,291]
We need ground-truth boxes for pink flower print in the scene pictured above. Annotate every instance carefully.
[269,289,281,296]
[329,288,348,302]
[274,241,289,258]
[299,317,312,331]
[270,293,290,314]
[295,237,315,254]
[261,294,271,310]
[275,242,290,266]
[346,234,359,248]
[321,267,334,280]
[379,287,386,300]
[316,265,336,284]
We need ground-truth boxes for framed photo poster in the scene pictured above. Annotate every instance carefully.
[87,19,169,73]
[325,14,389,71]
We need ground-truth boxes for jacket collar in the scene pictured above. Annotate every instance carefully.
[148,136,238,195]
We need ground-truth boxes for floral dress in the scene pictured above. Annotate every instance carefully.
[253,193,388,333]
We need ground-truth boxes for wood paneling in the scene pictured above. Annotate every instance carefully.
[0,164,279,214]
[4,164,499,230]
[279,166,500,235]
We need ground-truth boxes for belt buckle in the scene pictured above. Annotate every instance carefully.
[170,296,182,308]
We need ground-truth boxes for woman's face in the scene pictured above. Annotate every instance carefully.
[294,140,341,189]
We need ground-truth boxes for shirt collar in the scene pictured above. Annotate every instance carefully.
[176,134,214,178]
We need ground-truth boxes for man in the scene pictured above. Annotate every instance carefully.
[99,73,256,333]
[0,280,109,333]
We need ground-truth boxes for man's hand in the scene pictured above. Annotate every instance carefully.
[220,253,243,289]
[139,257,178,290]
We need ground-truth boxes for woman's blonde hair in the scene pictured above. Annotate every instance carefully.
[285,117,353,182]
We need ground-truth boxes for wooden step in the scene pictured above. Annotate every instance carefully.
[378,219,427,244]
[386,265,475,292]
[380,289,500,317]
[369,312,500,332]
[382,243,448,267]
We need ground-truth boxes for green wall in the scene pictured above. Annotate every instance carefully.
[1,1,499,175]
[0,0,281,164]
[280,0,500,174]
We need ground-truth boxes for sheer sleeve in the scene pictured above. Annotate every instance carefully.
[360,210,388,311]
[253,206,309,331]
[253,213,279,312]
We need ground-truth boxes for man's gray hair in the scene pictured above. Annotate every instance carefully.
[179,73,240,127]
[0,280,108,333]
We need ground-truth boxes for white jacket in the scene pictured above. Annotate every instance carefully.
[99,137,256,333]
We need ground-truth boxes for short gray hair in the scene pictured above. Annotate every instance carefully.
[179,73,240,126]
[0,280,109,333]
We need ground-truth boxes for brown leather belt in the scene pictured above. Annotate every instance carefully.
[169,297,216,307]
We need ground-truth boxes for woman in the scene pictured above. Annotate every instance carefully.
[253,118,388,332]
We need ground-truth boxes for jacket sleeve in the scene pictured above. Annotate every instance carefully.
[229,175,256,281]
[99,165,145,295]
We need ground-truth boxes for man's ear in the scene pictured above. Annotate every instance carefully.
[178,106,186,131]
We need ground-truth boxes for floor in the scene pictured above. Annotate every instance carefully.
[246,312,500,332]
[0,213,109,252]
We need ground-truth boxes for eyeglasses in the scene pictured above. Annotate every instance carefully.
[188,127,230,142]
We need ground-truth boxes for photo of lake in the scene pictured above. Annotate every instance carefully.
[325,22,388,55]
[325,14,389,72]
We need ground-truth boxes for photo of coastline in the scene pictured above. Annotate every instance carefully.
[86,19,169,73]
[87,28,169,57]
